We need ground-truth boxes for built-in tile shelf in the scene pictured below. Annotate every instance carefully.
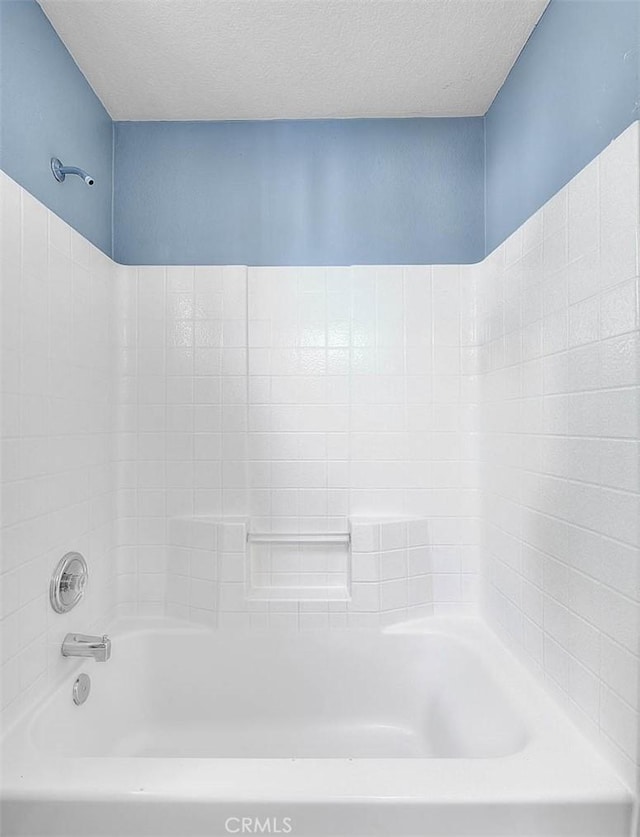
[247,529,351,603]
[164,514,434,619]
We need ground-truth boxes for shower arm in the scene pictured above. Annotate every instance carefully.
[51,157,95,186]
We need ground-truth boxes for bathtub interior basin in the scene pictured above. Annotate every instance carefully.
[28,627,527,759]
[1,617,633,837]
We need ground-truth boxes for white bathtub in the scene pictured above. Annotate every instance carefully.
[1,617,633,836]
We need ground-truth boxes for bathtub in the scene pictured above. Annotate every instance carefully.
[1,617,633,837]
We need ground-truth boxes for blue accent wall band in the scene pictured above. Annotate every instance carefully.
[0,0,113,256]
[485,0,640,254]
[113,118,485,266]
[2,0,639,265]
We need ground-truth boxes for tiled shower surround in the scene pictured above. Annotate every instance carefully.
[0,173,117,730]
[478,124,640,787]
[0,122,638,790]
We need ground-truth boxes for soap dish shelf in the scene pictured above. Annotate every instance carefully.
[246,531,351,603]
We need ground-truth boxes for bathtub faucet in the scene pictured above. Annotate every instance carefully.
[61,633,111,662]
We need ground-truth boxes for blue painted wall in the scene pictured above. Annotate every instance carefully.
[2,0,639,264]
[0,0,113,255]
[113,119,485,265]
[485,0,640,254]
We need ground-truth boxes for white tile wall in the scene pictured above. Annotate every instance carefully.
[350,518,433,626]
[165,515,220,626]
[247,266,480,606]
[478,122,640,790]
[113,266,248,617]
[114,264,480,616]
[0,172,117,729]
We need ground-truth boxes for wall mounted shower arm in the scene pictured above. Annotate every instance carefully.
[51,158,95,186]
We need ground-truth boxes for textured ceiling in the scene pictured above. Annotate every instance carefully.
[37,0,549,121]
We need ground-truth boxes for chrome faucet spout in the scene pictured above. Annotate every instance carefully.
[61,633,111,662]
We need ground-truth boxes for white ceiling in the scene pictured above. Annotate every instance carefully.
[38,0,549,121]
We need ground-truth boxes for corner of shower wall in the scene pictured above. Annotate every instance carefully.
[476,121,640,791]
[0,172,120,731]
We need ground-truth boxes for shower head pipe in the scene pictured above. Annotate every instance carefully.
[51,158,95,186]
